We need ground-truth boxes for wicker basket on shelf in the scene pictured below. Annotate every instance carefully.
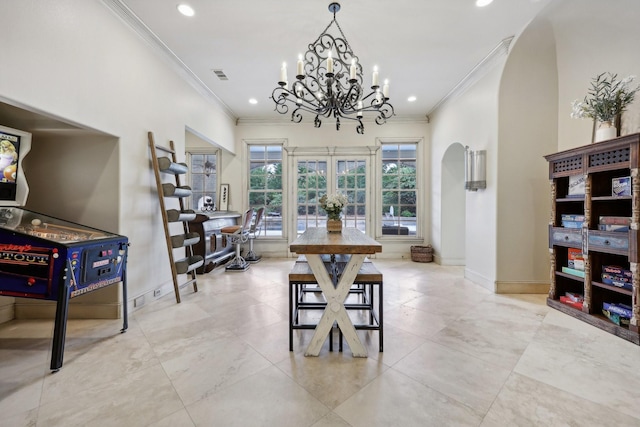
[410,245,433,263]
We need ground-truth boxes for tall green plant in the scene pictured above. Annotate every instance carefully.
[571,72,639,123]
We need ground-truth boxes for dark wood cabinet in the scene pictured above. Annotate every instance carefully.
[545,133,640,344]
[189,211,241,273]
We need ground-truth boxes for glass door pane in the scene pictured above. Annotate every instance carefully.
[336,159,367,232]
[296,159,327,234]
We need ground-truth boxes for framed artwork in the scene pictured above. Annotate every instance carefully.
[219,183,229,211]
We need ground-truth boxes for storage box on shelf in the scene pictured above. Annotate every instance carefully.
[545,133,640,344]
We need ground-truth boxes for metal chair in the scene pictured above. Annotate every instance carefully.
[244,206,265,263]
[220,208,254,272]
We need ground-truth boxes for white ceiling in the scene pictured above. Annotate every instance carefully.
[114,0,550,122]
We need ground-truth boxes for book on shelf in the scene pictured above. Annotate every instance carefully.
[567,248,584,270]
[602,265,632,279]
[601,274,633,291]
[565,292,584,303]
[603,302,633,319]
[601,272,631,283]
[568,175,586,197]
[560,296,584,310]
[562,266,585,278]
[598,224,630,232]
[612,176,631,197]
[562,220,584,229]
[599,216,631,225]
[602,309,630,326]
[561,214,586,222]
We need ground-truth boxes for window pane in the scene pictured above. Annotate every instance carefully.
[248,144,283,237]
[187,152,217,211]
[381,143,418,236]
[297,160,328,231]
[336,159,366,232]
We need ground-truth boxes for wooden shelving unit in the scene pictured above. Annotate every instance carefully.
[148,132,203,303]
[545,133,640,344]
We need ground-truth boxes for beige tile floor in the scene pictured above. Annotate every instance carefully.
[2,258,640,426]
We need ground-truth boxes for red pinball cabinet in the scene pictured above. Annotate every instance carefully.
[0,207,128,371]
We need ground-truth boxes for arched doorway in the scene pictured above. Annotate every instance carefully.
[440,143,466,265]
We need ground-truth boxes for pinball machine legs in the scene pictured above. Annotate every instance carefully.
[50,277,70,372]
[49,260,129,372]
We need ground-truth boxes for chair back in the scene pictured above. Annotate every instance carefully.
[250,207,265,233]
[240,208,254,233]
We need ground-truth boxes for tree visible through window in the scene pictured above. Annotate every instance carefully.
[248,145,283,237]
[381,143,417,236]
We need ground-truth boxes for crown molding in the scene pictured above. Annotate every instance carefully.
[426,36,514,119]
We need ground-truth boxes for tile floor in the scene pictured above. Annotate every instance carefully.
[2,258,640,426]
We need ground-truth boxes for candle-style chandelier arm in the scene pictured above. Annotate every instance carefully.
[270,2,394,134]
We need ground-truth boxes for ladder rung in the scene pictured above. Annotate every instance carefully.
[154,144,175,155]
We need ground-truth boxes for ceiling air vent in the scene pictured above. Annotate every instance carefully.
[212,69,228,80]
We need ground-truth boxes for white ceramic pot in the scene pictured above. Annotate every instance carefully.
[595,121,617,142]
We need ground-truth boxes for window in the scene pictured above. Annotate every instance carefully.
[248,144,283,237]
[188,152,217,211]
[381,143,417,236]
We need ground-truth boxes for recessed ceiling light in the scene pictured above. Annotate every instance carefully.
[177,4,195,17]
[249,98,258,105]
[476,0,494,7]
[407,96,417,102]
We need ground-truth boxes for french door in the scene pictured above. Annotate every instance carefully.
[294,156,369,235]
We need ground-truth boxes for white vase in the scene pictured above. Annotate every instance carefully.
[594,121,617,142]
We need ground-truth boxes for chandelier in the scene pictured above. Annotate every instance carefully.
[271,2,394,134]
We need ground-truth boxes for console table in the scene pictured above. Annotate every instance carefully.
[189,211,241,273]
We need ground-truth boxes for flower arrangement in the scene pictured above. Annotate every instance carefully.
[571,72,639,124]
[319,192,348,220]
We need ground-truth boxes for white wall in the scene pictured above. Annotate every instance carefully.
[550,0,640,150]
[0,0,236,314]
[430,62,504,290]
[495,17,558,292]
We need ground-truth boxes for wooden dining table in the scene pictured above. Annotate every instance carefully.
[289,227,382,357]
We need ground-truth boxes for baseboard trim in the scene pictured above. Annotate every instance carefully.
[437,257,465,266]
[0,304,15,323]
[464,268,494,292]
[14,302,122,320]
[495,281,550,294]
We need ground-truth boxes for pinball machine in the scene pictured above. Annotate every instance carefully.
[0,124,129,371]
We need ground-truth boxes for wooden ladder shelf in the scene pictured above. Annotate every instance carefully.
[148,131,203,303]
